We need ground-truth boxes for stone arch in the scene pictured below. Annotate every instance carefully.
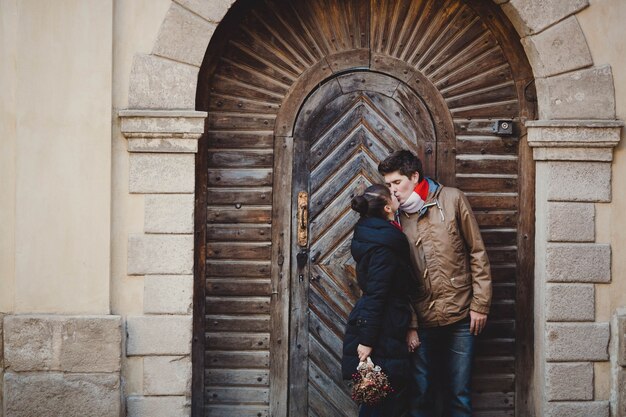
[120,1,623,416]
[126,0,617,119]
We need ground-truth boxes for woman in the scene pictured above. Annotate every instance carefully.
[342,184,418,417]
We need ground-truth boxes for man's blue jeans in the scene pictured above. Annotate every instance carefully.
[409,317,475,417]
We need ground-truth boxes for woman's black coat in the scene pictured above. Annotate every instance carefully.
[341,216,416,383]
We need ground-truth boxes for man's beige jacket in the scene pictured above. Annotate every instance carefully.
[400,180,492,328]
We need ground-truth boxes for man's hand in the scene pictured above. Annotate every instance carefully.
[357,344,373,362]
[406,329,420,352]
[469,310,488,335]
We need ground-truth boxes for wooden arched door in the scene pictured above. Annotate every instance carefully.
[289,72,438,416]
[194,1,535,416]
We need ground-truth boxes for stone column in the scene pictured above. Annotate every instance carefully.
[528,120,622,417]
[120,110,206,417]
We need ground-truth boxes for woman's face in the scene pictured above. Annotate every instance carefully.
[389,193,400,212]
[384,194,400,220]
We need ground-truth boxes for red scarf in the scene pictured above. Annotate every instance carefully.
[399,179,430,214]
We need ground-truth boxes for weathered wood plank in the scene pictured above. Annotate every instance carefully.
[472,374,515,393]
[205,404,269,417]
[207,224,272,242]
[472,392,515,410]
[209,93,282,114]
[308,383,345,417]
[475,338,515,356]
[485,246,518,264]
[208,168,273,187]
[466,193,518,210]
[308,334,345,390]
[215,58,291,95]
[207,206,271,224]
[206,369,269,386]
[441,62,512,98]
[446,83,517,110]
[208,150,274,168]
[481,319,515,339]
[309,361,356,416]
[308,287,349,341]
[206,242,272,260]
[435,47,508,90]
[336,71,400,96]
[457,156,518,175]
[474,211,517,228]
[308,310,344,362]
[473,411,514,417]
[456,175,518,193]
[456,135,519,155]
[492,283,516,300]
[206,314,270,333]
[205,332,270,351]
[205,350,269,369]
[206,187,272,205]
[473,356,515,375]
[423,17,489,80]
[206,279,272,297]
[206,260,271,278]
[205,386,269,404]
[206,297,270,315]
[490,265,517,283]
[480,229,517,246]
[450,100,519,119]
[207,131,274,149]
[212,74,284,103]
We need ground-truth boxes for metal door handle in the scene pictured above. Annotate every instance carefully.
[297,191,308,247]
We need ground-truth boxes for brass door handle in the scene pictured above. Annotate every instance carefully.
[297,191,308,247]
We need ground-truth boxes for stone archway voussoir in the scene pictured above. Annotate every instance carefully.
[173,0,235,24]
[521,16,592,78]
[535,65,616,120]
[500,0,589,36]
[152,2,217,67]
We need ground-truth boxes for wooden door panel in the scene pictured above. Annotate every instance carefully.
[292,73,431,416]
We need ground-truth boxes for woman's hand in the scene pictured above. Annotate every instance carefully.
[406,329,420,352]
[357,344,373,362]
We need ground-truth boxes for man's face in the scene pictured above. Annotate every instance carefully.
[383,170,420,204]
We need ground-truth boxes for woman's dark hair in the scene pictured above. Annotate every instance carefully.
[378,150,424,182]
[351,184,392,219]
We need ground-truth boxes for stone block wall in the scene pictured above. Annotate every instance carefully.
[2,315,122,417]
[120,110,206,417]
[1,313,4,417]
[528,121,621,416]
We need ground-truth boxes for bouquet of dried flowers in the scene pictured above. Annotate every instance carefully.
[351,357,394,406]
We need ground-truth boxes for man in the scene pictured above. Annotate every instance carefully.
[378,150,492,417]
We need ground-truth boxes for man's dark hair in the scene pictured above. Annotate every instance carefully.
[378,150,424,181]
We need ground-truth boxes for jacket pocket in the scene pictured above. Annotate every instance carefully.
[446,221,466,256]
[449,272,471,289]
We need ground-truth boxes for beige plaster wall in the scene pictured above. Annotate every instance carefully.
[578,0,626,402]
[0,0,113,314]
[0,0,18,313]
[110,0,172,396]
